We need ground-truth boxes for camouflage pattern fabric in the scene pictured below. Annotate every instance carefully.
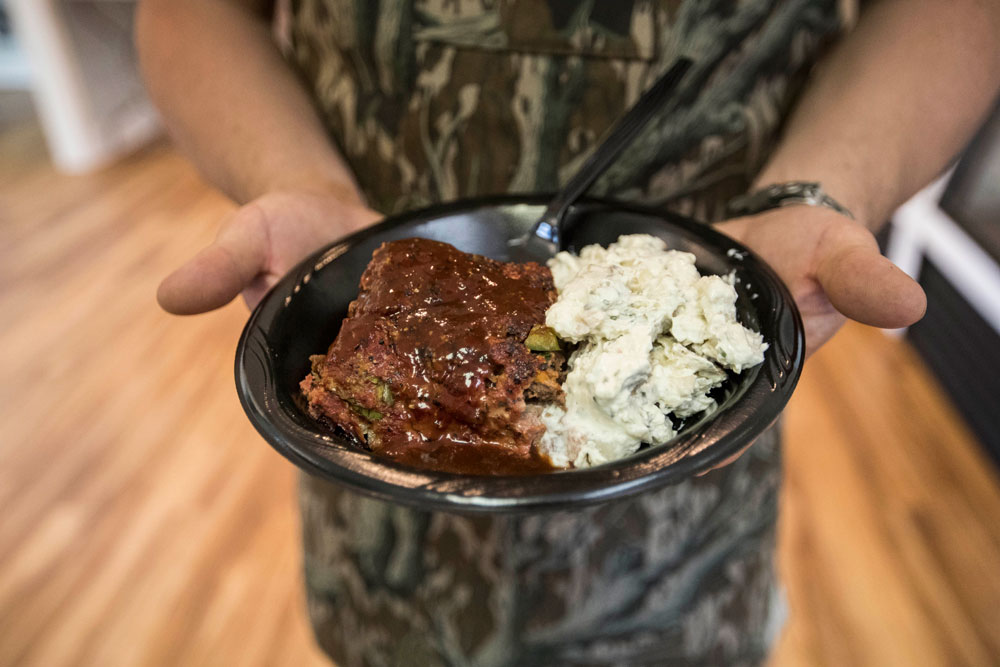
[301,430,782,667]
[286,0,847,220]
[284,1,848,664]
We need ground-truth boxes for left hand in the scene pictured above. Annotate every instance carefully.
[715,206,926,357]
[699,206,926,472]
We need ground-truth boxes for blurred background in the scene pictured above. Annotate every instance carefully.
[1,1,998,665]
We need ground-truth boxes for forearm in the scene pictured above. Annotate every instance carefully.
[136,0,361,205]
[755,0,1000,228]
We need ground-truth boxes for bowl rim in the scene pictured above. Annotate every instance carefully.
[235,194,804,513]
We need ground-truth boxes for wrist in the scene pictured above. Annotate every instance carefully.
[728,181,857,222]
[302,178,369,208]
[258,171,368,208]
[751,167,877,231]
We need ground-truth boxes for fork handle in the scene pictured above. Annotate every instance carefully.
[537,57,694,240]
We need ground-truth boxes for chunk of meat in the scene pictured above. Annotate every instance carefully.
[525,352,567,405]
[301,238,564,475]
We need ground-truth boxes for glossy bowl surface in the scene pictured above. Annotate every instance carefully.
[235,195,803,512]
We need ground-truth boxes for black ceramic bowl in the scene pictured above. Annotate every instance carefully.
[235,195,803,512]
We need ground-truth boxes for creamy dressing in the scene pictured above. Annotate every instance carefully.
[539,235,767,468]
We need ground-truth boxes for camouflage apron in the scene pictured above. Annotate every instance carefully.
[284,1,849,665]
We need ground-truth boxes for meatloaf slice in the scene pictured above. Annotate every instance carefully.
[301,238,564,475]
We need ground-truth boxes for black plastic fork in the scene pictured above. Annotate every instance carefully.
[507,57,694,263]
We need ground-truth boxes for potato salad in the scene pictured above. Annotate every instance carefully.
[538,235,767,468]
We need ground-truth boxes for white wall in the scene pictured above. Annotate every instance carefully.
[6,0,160,172]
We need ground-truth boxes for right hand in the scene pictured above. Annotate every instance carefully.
[157,188,382,314]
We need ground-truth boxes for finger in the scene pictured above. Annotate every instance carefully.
[815,224,927,329]
[157,206,268,315]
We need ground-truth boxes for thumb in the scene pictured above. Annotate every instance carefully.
[157,206,268,315]
[815,223,927,329]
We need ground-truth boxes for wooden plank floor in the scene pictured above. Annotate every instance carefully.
[2,120,999,667]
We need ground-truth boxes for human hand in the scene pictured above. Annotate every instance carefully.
[157,189,382,314]
[715,206,926,357]
[699,206,926,473]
